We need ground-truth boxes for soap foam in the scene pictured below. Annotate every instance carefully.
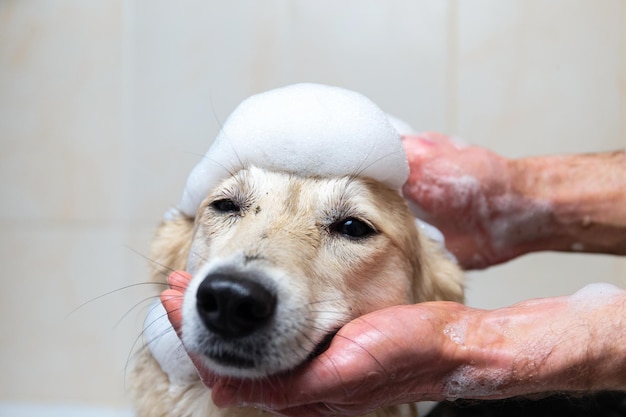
[144,300,198,385]
[443,316,469,346]
[443,365,507,400]
[179,83,409,217]
[568,282,623,311]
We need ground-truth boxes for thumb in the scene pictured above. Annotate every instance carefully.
[160,289,183,335]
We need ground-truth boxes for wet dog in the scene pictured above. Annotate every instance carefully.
[130,83,464,417]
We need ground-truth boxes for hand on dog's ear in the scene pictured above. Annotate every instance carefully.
[161,271,220,388]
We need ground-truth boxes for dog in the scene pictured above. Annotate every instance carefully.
[129,84,464,417]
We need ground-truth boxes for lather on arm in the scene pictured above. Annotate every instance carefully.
[401,132,626,269]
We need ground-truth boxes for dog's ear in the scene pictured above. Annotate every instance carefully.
[412,228,465,304]
[149,210,195,284]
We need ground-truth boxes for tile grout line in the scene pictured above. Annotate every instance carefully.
[621,1,626,148]
[445,0,458,135]
[121,0,135,229]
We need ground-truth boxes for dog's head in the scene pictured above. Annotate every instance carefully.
[148,84,463,380]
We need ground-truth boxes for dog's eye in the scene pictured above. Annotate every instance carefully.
[332,218,376,239]
[211,199,240,213]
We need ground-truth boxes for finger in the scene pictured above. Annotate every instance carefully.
[160,289,183,335]
[161,270,191,333]
[167,270,192,291]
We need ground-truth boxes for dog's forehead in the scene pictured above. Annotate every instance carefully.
[230,166,373,204]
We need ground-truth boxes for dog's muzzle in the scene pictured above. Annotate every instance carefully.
[196,272,277,339]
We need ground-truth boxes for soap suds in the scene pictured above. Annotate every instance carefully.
[488,195,554,251]
[179,83,409,217]
[443,317,469,346]
[568,283,623,311]
[144,300,198,385]
[449,136,469,149]
[443,365,508,400]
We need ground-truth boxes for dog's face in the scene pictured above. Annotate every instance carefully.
[179,165,438,378]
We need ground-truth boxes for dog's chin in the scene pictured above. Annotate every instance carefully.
[206,350,256,370]
[198,329,341,379]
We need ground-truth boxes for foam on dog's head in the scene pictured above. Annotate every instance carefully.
[179,83,409,217]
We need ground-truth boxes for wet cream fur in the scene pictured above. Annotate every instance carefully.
[130,166,463,417]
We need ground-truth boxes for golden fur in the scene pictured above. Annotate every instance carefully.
[130,166,463,417]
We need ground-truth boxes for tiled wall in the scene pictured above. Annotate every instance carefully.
[1,0,624,409]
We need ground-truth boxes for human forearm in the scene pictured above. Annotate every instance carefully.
[452,284,626,400]
[508,151,626,256]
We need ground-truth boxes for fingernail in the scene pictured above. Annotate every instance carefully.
[168,270,188,290]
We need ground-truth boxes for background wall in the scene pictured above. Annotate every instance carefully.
[1,0,625,412]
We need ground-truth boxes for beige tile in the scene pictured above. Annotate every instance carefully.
[0,0,126,223]
[129,2,271,223]
[612,257,626,288]
[455,0,624,156]
[0,222,157,405]
[466,253,625,310]
[283,0,449,130]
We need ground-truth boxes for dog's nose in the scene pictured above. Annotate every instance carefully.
[196,273,276,339]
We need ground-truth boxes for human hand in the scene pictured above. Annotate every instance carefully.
[401,133,548,269]
[161,268,471,415]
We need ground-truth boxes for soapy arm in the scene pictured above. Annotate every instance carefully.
[402,133,626,269]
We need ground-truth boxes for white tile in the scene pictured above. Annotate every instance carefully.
[456,0,624,156]
[129,1,275,223]
[283,0,449,131]
[0,222,156,405]
[465,253,626,310]
[0,1,127,223]
[0,403,133,417]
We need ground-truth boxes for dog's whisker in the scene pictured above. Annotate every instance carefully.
[125,245,178,276]
[351,126,382,180]
[352,148,408,181]
[65,281,168,320]
[114,295,162,329]
[305,297,351,306]
[123,343,149,390]
[208,92,245,175]
[125,307,183,382]
[303,312,352,323]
